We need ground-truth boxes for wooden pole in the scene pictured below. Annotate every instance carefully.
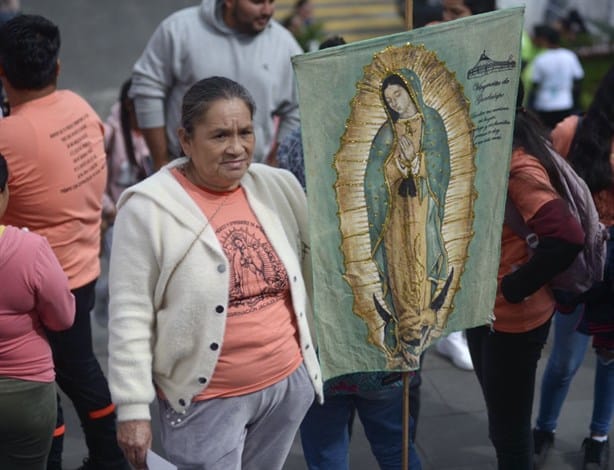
[403,4,413,469]
[404,0,413,30]
[402,372,411,470]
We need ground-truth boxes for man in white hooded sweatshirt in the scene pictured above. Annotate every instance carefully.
[130,0,302,168]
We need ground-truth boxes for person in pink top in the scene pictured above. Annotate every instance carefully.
[0,153,75,470]
[0,15,130,470]
[94,78,151,325]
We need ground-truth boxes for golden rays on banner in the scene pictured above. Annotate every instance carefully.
[334,44,477,369]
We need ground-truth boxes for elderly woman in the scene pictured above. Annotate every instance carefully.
[0,153,75,469]
[108,77,322,470]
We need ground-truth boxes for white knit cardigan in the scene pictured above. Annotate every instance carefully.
[108,159,323,421]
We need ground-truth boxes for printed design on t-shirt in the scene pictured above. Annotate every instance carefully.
[218,220,289,316]
[49,112,105,193]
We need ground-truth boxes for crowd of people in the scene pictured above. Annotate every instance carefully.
[0,1,612,470]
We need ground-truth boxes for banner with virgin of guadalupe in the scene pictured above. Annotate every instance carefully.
[293,8,524,378]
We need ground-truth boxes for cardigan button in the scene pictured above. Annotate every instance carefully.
[217,264,226,273]
[198,377,207,384]
[215,305,224,314]
[210,343,219,351]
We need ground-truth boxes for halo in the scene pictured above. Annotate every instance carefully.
[333,43,477,365]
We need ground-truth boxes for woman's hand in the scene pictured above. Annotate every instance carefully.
[397,135,415,177]
[117,419,152,470]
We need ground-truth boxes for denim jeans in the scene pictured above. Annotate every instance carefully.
[45,280,128,469]
[300,386,422,470]
[537,307,614,436]
[467,320,551,470]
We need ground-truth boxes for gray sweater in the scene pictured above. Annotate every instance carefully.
[131,0,303,162]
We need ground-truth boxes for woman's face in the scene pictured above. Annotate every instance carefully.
[442,0,472,21]
[384,83,417,119]
[179,98,254,191]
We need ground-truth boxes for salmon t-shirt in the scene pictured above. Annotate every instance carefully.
[0,91,106,289]
[494,149,557,332]
[172,168,302,399]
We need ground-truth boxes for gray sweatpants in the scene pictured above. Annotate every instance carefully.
[158,363,314,470]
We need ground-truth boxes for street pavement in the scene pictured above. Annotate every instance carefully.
[21,1,600,469]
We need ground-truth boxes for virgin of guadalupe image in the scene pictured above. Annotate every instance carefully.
[365,69,453,351]
[333,45,476,369]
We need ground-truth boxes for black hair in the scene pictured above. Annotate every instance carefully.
[118,79,139,173]
[319,35,345,50]
[567,65,614,193]
[381,74,411,123]
[464,0,496,15]
[181,77,256,137]
[0,14,60,90]
[0,153,7,191]
[513,83,567,200]
[534,24,560,46]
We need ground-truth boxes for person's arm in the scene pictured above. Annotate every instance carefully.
[528,81,539,110]
[550,115,578,158]
[109,193,160,467]
[108,194,158,421]
[528,56,544,110]
[34,238,75,331]
[500,159,585,303]
[500,199,584,303]
[272,40,303,155]
[130,19,177,170]
[141,126,170,170]
[265,140,279,167]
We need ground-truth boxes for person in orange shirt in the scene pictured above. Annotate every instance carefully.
[466,87,585,470]
[0,15,129,470]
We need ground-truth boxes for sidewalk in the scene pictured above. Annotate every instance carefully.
[60,315,597,470]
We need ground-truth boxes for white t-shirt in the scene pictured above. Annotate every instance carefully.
[531,48,584,111]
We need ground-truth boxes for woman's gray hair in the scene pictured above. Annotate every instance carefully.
[181,77,256,137]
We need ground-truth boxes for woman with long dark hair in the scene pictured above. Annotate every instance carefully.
[467,86,585,470]
[534,65,614,470]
